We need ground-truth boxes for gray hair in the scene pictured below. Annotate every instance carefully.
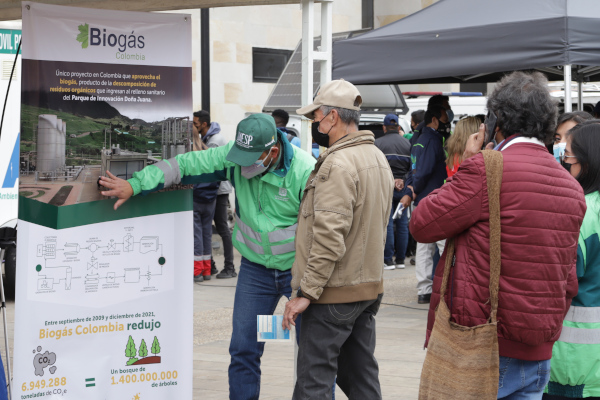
[487,71,558,143]
[320,105,360,127]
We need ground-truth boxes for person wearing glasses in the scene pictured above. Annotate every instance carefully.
[552,111,594,163]
[545,121,600,400]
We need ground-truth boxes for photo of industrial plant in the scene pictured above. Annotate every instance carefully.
[19,59,193,206]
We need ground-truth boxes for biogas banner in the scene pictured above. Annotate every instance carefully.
[14,3,193,399]
[0,27,21,228]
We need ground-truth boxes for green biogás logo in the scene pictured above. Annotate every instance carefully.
[76,23,146,59]
[76,23,89,48]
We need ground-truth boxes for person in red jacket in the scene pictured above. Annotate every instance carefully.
[445,116,480,178]
[410,71,586,400]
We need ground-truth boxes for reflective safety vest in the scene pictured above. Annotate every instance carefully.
[547,191,600,398]
[128,131,316,271]
[234,215,297,257]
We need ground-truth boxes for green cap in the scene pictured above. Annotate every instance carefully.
[226,114,278,166]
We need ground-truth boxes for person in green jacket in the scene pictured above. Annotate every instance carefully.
[100,113,316,400]
[545,120,600,400]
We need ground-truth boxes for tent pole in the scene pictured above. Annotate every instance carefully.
[564,64,572,112]
[319,0,333,86]
[300,0,314,154]
[300,0,332,153]
[577,73,583,111]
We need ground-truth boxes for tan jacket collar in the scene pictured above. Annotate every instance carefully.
[321,130,375,158]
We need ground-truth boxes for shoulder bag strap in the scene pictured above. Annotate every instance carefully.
[439,239,455,300]
[439,151,503,324]
[481,150,503,324]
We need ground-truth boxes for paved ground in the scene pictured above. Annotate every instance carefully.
[0,243,428,399]
[192,246,428,399]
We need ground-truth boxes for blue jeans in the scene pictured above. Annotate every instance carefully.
[497,356,551,399]
[228,257,299,400]
[385,193,409,262]
[394,205,409,262]
[384,202,395,262]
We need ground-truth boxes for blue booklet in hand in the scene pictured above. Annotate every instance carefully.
[257,315,292,342]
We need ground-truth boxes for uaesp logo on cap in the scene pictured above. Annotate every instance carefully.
[265,136,276,148]
[237,131,253,148]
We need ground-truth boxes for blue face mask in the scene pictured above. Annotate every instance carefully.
[446,109,454,124]
[240,148,274,179]
[553,142,566,163]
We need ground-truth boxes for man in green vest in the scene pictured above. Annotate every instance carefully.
[100,113,316,400]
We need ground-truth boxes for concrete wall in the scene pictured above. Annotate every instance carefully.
[373,0,435,29]
[207,2,361,141]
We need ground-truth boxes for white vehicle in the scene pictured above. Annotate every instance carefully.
[548,82,600,114]
[0,21,21,297]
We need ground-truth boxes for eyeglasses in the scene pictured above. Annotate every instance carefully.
[560,152,578,164]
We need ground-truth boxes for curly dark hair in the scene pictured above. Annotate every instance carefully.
[487,71,558,144]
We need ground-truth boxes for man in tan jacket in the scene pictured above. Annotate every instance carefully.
[283,79,394,400]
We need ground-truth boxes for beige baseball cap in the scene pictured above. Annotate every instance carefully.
[296,79,362,119]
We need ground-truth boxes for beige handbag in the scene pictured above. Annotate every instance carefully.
[418,150,503,400]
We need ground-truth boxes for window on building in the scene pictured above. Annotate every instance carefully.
[362,0,374,29]
[252,47,293,84]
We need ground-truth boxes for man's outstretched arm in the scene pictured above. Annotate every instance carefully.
[100,143,235,210]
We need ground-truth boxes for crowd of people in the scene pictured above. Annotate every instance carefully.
[98,71,600,400]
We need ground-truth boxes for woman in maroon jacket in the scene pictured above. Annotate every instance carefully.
[410,71,586,400]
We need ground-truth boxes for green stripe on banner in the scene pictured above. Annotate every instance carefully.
[19,190,193,230]
[86,383,95,387]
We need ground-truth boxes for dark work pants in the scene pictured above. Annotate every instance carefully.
[293,294,383,400]
[193,199,217,258]
[213,194,235,271]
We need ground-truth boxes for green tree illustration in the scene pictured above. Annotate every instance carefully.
[151,336,161,356]
[138,339,148,358]
[76,23,89,49]
[125,335,138,365]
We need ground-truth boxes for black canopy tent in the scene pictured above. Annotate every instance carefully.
[332,0,600,110]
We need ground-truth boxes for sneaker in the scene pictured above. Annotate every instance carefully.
[203,274,211,281]
[410,258,416,266]
[194,274,204,283]
[395,259,406,269]
[216,269,237,279]
[383,260,396,270]
[210,258,218,275]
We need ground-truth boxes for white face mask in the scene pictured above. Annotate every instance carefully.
[553,142,566,163]
[240,148,274,179]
